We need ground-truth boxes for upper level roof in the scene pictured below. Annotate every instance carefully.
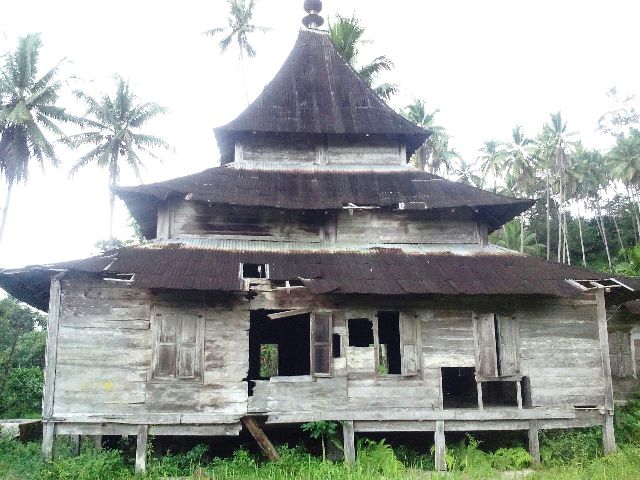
[214,29,429,160]
[115,165,534,239]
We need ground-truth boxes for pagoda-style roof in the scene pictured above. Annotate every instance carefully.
[115,166,534,239]
[1,238,637,312]
[214,29,429,160]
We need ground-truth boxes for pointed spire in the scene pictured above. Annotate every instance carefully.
[302,0,324,29]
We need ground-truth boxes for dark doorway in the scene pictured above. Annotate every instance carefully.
[442,367,478,409]
[248,310,310,384]
[378,311,401,374]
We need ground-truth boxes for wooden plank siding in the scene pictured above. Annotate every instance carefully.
[51,276,608,430]
[163,200,487,245]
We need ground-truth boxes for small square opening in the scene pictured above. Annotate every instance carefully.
[242,263,268,279]
[442,367,478,409]
[348,318,374,347]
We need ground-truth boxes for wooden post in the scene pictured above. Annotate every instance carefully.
[528,420,540,464]
[135,425,149,473]
[603,412,616,455]
[434,420,446,472]
[342,421,355,465]
[94,435,103,452]
[71,435,80,456]
[241,416,279,461]
[42,275,62,461]
[516,381,523,409]
[42,423,55,462]
[596,288,617,454]
[476,382,484,410]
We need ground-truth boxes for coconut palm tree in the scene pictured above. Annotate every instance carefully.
[403,100,458,174]
[328,15,397,101]
[607,128,640,237]
[0,33,80,244]
[66,78,169,238]
[453,158,483,188]
[205,0,269,104]
[502,126,535,252]
[478,140,505,193]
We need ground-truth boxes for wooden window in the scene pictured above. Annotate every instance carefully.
[152,308,204,381]
[473,313,519,379]
[311,312,332,377]
[400,312,419,377]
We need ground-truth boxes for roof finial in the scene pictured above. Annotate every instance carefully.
[302,0,324,29]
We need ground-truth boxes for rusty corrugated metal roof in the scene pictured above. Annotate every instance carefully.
[115,167,534,239]
[2,240,633,312]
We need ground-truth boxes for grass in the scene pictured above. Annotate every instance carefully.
[0,395,638,479]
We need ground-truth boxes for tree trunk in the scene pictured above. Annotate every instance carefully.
[321,435,326,462]
[520,213,525,253]
[109,191,116,239]
[612,215,625,251]
[546,174,551,260]
[557,187,563,263]
[628,185,640,241]
[0,182,14,246]
[239,49,250,106]
[576,202,586,267]
[563,208,570,265]
[597,209,613,272]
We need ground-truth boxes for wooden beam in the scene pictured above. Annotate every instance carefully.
[603,412,616,455]
[434,420,446,472]
[528,420,540,464]
[135,425,148,473]
[596,289,615,412]
[42,423,55,462]
[267,309,311,320]
[342,421,355,465]
[241,416,280,461]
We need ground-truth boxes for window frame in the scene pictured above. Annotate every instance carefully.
[311,311,333,377]
[150,306,205,383]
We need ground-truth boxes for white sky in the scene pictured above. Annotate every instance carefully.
[1,0,639,268]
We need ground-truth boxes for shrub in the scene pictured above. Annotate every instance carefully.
[539,427,603,467]
[0,367,43,418]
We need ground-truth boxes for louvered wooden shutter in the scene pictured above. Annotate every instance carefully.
[177,314,204,379]
[497,315,520,376]
[312,312,332,377]
[155,312,178,378]
[474,313,498,378]
[400,312,419,376]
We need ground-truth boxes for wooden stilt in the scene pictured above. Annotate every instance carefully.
[434,420,446,471]
[603,412,616,455]
[528,420,540,464]
[241,416,280,461]
[477,382,484,410]
[71,435,80,456]
[94,435,103,452]
[135,425,149,473]
[42,423,55,461]
[342,421,355,465]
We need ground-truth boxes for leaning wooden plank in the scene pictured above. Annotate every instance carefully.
[267,309,311,320]
[241,416,279,461]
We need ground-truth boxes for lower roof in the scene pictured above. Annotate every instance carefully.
[1,238,637,312]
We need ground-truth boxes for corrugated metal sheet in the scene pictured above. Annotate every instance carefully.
[3,240,636,312]
[214,29,429,158]
[115,167,534,239]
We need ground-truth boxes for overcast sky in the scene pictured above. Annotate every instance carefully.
[1,0,639,269]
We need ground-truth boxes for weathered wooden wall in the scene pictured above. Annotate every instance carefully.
[161,201,487,245]
[50,275,608,432]
[53,275,249,424]
[236,134,404,166]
